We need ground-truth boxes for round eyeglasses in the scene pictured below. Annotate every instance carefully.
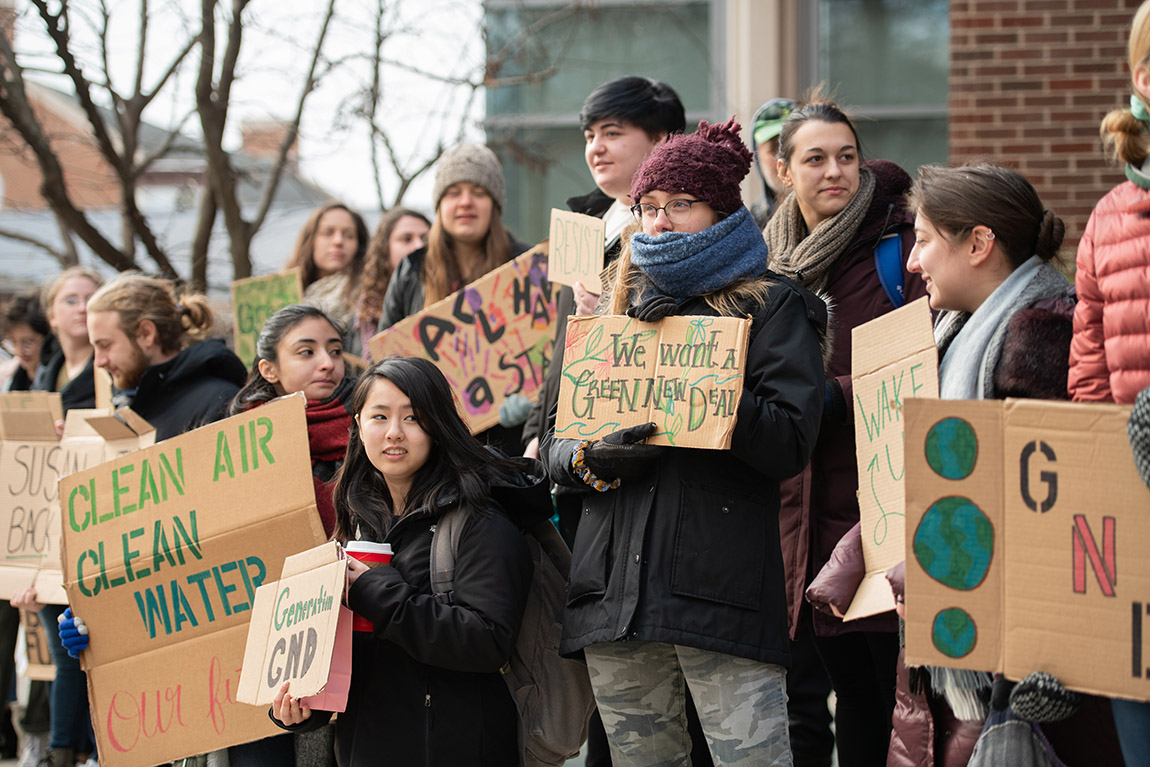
[630,199,705,226]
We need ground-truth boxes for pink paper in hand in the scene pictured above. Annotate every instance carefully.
[299,605,353,713]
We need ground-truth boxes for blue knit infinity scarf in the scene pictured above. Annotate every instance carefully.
[629,206,766,301]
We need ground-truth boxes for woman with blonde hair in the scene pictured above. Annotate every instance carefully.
[1068,2,1150,761]
[31,266,103,412]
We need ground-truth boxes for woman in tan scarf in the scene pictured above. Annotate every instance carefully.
[763,93,927,767]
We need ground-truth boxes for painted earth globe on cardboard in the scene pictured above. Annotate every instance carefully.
[913,495,994,591]
[925,417,978,479]
[932,607,977,659]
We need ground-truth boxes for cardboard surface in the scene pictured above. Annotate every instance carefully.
[231,270,304,365]
[237,542,347,706]
[0,408,155,604]
[554,314,751,450]
[367,245,558,433]
[59,395,327,767]
[0,391,62,425]
[904,398,1150,702]
[21,608,55,682]
[548,209,606,288]
[846,298,938,620]
[0,405,155,603]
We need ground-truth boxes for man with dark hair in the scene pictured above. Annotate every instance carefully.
[521,76,696,767]
[523,76,685,465]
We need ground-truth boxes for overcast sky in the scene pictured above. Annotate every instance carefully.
[12,0,487,215]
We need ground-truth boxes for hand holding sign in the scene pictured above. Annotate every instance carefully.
[583,422,663,482]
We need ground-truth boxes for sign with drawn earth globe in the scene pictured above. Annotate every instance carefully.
[924,417,978,480]
[932,608,978,659]
[913,495,994,591]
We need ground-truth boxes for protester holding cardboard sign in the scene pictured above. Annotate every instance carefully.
[229,304,354,539]
[271,357,546,767]
[540,117,826,767]
[22,267,104,767]
[763,92,927,767]
[284,202,370,355]
[1069,3,1150,759]
[376,143,532,454]
[881,164,1077,767]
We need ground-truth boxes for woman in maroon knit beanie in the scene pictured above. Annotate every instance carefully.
[229,304,354,540]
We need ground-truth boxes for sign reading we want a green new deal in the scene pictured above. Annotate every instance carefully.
[58,394,326,767]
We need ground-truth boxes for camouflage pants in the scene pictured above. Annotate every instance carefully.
[584,641,793,767]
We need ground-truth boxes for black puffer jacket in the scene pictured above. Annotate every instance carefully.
[114,338,247,440]
[541,275,826,664]
[288,463,547,767]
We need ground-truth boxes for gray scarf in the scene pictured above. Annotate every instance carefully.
[937,256,1044,400]
[765,167,876,293]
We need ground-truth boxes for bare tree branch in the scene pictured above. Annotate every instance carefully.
[0,33,138,271]
[0,227,69,265]
[248,0,336,233]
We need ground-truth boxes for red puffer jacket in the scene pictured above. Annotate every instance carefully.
[1069,181,1150,404]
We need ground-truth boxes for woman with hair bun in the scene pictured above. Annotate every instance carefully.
[1068,1,1150,761]
[908,163,1073,400]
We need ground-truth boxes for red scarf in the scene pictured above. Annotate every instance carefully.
[306,392,352,538]
[245,387,351,538]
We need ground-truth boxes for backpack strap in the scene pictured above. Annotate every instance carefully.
[874,231,906,309]
[429,507,467,597]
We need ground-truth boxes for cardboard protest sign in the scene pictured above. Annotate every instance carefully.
[58,394,327,767]
[367,245,558,433]
[237,542,350,708]
[0,408,155,604]
[548,209,605,288]
[846,298,938,621]
[554,314,751,450]
[21,608,55,681]
[231,269,303,365]
[0,391,62,425]
[904,397,1150,702]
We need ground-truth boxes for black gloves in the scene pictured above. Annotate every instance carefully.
[583,422,663,482]
[626,295,679,323]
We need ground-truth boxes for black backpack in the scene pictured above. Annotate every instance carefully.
[430,508,596,767]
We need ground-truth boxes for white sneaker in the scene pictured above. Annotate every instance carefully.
[81,758,98,767]
[16,732,48,767]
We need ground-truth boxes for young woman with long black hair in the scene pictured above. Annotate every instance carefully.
[271,357,549,767]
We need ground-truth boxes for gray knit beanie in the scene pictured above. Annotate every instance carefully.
[432,143,506,211]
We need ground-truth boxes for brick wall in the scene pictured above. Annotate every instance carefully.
[950,0,1140,265]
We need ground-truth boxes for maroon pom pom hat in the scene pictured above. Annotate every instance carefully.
[629,116,753,216]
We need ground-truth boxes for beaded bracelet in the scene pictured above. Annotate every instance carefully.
[571,440,621,493]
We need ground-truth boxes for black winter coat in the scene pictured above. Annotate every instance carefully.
[30,341,96,412]
[114,339,247,440]
[287,468,546,767]
[377,237,532,333]
[540,275,826,665]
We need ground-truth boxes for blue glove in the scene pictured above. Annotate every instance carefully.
[58,607,89,658]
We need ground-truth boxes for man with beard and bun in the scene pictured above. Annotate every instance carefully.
[81,277,290,765]
[86,273,246,440]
